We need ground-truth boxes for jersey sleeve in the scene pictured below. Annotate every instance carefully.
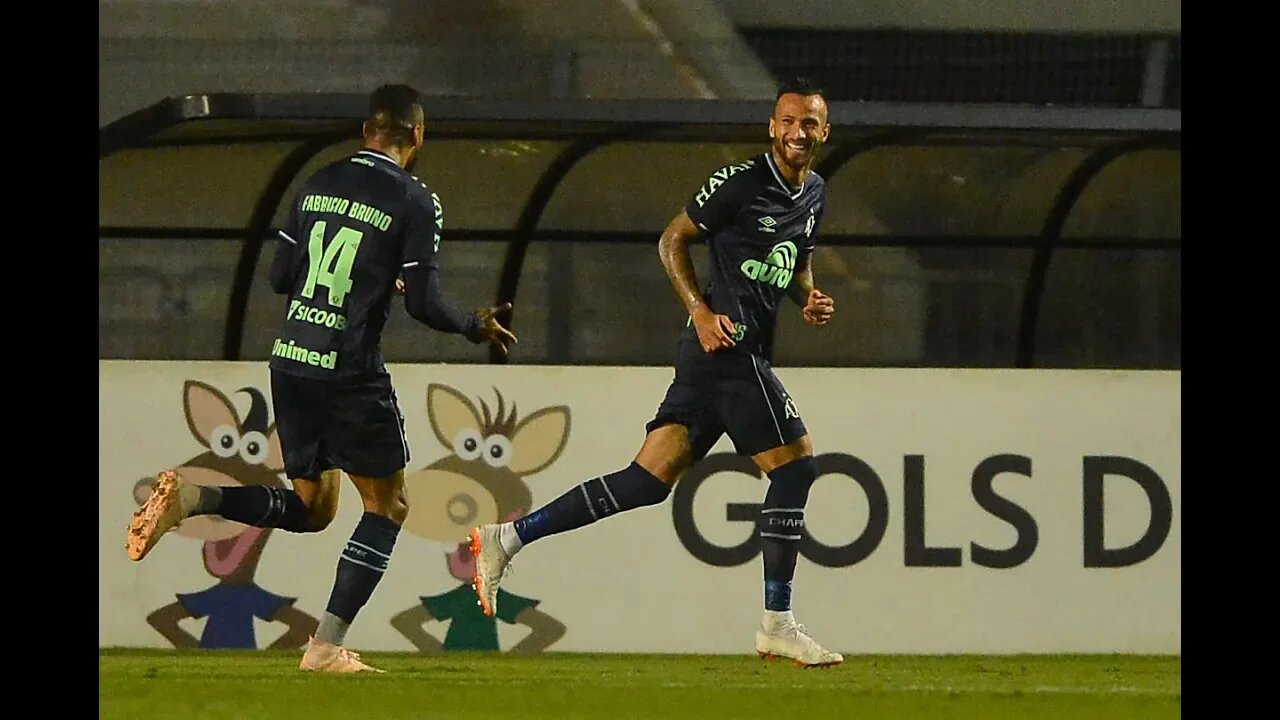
[280,199,302,245]
[401,185,444,272]
[684,160,759,235]
[269,201,304,294]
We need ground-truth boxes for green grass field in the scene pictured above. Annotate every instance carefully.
[99,649,1180,720]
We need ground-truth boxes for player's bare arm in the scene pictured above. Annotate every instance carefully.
[659,210,737,352]
[787,254,834,327]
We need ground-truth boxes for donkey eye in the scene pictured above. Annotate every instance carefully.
[210,425,239,458]
[453,429,483,461]
[482,435,513,468]
[239,431,270,465]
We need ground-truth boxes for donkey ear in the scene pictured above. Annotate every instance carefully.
[184,381,239,449]
[427,384,483,450]
[507,405,571,476]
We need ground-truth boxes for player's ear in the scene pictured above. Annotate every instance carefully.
[768,117,777,139]
[821,123,831,143]
[413,124,424,148]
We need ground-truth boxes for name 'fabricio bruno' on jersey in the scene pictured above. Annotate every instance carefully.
[268,149,478,380]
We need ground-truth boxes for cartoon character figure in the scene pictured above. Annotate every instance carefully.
[391,384,568,653]
[131,381,318,650]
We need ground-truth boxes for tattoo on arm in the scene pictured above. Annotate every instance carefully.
[659,212,707,315]
[788,253,816,305]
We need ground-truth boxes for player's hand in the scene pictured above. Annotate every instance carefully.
[691,307,737,353]
[469,302,519,356]
[801,289,835,327]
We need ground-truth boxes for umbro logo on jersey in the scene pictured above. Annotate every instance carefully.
[758,216,778,233]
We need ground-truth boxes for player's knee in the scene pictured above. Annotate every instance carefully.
[754,435,814,474]
[306,501,338,532]
[633,456,683,487]
[635,424,695,485]
[363,490,408,526]
[389,490,410,526]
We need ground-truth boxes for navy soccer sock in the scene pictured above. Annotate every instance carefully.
[209,485,313,533]
[759,456,817,612]
[513,462,670,545]
[321,512,401,642]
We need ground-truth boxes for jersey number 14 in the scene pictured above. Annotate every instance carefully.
[302,220,363,307]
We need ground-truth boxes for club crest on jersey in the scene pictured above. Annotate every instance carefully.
[784,396,800,419]
[740,240,797,289]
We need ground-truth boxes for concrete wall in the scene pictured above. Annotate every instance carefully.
[99,0,776,126]
[714,0,1181,33]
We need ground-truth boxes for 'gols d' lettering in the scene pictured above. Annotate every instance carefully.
[671,452,1173,569]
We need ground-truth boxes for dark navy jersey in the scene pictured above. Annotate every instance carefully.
[681,152,827,360]
[269,149,444,380]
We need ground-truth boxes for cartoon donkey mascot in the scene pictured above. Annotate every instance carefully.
[132,380,317,650]
[391,384,568,653]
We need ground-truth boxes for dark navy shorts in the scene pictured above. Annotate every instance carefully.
[269,369,409,480]
[645,337,808,460]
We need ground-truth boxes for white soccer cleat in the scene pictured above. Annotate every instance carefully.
[468,524,513,618]
[298,637,384,673]
[755,617,844,668]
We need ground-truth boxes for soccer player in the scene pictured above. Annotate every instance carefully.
[127,84,517,673]
[468,78,842,668]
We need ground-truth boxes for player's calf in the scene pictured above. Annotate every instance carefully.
[317,512,401,646]
[510,462,672,548]
[206,483,315,532]
[758,456,816,614]
[468,462,672,617]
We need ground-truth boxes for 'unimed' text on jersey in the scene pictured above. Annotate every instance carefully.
[270,149,443,380]
[682,152,827,360]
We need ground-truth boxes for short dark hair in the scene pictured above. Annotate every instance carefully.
[776,77,825,102]
[367,84,423,144]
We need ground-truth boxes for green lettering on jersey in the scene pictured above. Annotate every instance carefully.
[302,220,363,307]
[739,240,797,289]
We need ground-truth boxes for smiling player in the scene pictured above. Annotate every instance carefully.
[468,77,842,668]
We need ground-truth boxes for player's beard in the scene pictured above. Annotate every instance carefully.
[773,136,814,172]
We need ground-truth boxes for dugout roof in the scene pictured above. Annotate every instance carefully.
[98,92,1181,363]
